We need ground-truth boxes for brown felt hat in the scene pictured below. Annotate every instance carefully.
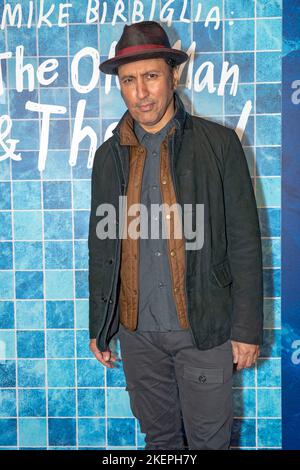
[99,21,189,75]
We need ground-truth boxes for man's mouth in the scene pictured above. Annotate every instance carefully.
[138,103,154,112]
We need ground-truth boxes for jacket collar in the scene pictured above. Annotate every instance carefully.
[112,90,188,146]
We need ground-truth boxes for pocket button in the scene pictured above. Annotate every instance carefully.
[199,375,207,383]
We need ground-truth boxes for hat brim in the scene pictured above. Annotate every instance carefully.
[99,48,189,75]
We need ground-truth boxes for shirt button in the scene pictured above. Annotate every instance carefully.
[162,179,167,185]
[170,250,176,257]
[153,215,158,221]
[166,214,171,220]
[174,287,179,293]
[152,185,158,190]
[158,281,165,288]
[152,151,158,157]
[155,251,162,256]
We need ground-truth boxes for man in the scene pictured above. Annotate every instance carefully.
[88,21,263,450]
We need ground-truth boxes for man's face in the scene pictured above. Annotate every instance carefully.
[118,58,178,130]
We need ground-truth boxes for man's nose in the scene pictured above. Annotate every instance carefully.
[136,79,149,100]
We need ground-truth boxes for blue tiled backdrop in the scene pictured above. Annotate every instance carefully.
[0,0,282,449]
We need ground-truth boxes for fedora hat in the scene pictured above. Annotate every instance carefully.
[99,20,189,75]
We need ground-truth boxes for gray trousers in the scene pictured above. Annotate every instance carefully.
[116,322,234,450]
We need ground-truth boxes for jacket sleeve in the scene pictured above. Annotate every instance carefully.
[88,148,107,340]
[223,128,264,345]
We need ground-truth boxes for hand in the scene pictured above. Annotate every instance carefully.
[89,339,120,368]
[231,340,260,371]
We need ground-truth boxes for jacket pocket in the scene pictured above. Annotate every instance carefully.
[210,258,233,288]
[183,365,224,384]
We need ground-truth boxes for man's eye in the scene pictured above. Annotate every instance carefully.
[148,73,157,79]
